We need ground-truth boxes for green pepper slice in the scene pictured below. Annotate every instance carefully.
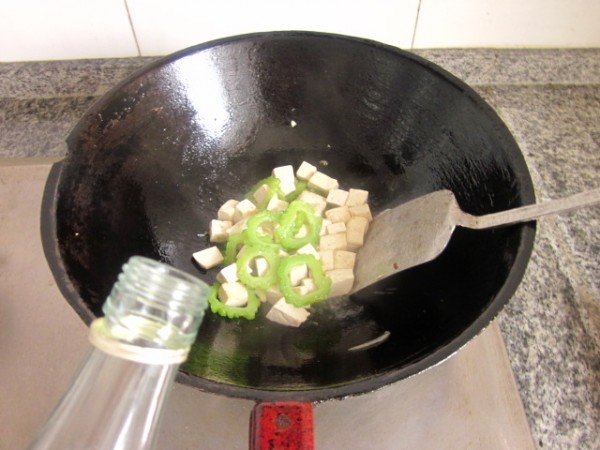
[275,200,322,251]
[245,211,282,249]
[207,282,261,320]
[224,232,246,265]
[278,254,332,307]
[236,245,280,290]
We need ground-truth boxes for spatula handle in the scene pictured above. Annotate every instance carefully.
[461,187,600,229]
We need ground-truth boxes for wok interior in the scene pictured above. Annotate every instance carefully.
[52,33,534,401]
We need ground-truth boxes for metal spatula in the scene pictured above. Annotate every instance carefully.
[352,188,600,294]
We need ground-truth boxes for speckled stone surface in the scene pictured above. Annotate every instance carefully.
[1,48,599,449]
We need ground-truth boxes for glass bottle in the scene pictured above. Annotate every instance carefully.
[28,256,209,450]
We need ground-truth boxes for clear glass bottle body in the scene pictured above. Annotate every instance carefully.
[28,257,209,450]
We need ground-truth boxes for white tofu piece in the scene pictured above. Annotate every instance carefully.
[298,191,327,216]
[325,206,351,224]
[293,285,310,296]
[209,219,232,243]
[345,188,369,207]
[326,188,349,207]
[272,165,296,196]
[320,219,332,236]
[319,233,348,251]
[296,243,320,260]
[253,183,270,205]
[227,217,249,235]
[334,250,356,269]
[278,249,290,258]
[346,216,370,250]
[255,289,268,303]
[279,181,297,197]
[266,195,288,212]
[233,199,258,222]
[325,268,355,297]
[296,161,317,181]
[237,244,248,259]
[301,277,317,292]
[266,286,283,304]
[319,250,335,271]
[253,257,269,277]
[193,246,224,269]
[294,224,309,239]
[307,171,339,194]
[326,221,346,235]
[216,263,239,283]
[218,282,249,307]
[289,264,308,286]
[272,165,296,185]
[349,204,373,221]
[265,299,310,327]
[217,199,239,222]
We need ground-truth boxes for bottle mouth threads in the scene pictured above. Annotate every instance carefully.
[91,256,209,363]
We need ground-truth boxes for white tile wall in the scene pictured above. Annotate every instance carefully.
[0,0,138,62]
[126,0,420,56]
[413,0,600,48]
[0,0,599,61]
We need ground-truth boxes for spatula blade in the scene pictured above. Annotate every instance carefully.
[352,190,458,293]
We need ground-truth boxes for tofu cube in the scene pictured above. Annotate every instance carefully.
[346,216,370,250]
[293,285,310,296]
[308,171,339,194]
[325,206,351,224]
[334,250,356,269]
[209,219,232,243]
[227,217,249,235]
[298,191,327,216]
[266,299,311,327]
[294,224,309,239]
[233,199,258,223]
[326,221,346,235]
[301,277,317,292]
[193,246,224,269]
[272,165,296,196]
[216,263,239,283]
[349,204,373,221]
[326,189,349,207]
[296,243,320,260]
[255,289,268,303]
[320,219,332,236]
[217,199,239,222]
[253,257,269,277]
[266,286,283,304]
[266,195,288,212]
[345,188,369,207]
[253,183,270,205]
[325,268,355,297]
[319,250,335,271]
[218,282,249,307]
[296,161,317,181]
[319,233,348,251]
[289,264,308,286]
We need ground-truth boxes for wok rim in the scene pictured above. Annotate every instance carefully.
[41,30,536,402]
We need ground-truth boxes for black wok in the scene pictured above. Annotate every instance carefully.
[41,32,535,410]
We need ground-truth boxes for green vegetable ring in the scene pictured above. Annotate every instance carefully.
[236,245,280,290]
[278,254,332,307]
[207,283,261,320]
[275,200,322,251]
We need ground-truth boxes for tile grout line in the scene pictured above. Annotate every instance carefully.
[410,0,423,49]
[124,0,142,57]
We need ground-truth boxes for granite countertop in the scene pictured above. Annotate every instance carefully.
[1,48,599,449]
